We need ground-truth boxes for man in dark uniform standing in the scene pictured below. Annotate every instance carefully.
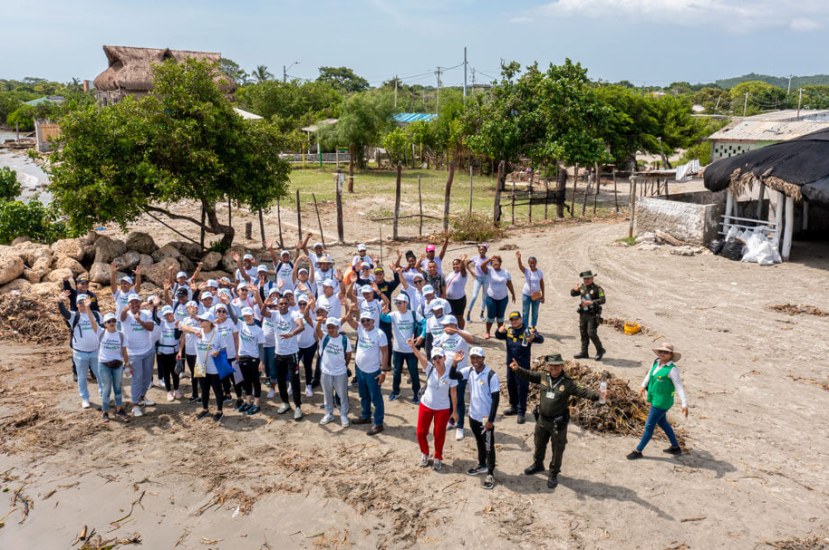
[512,353,606,488]
[570,270,606,360]
[495,311,543,424]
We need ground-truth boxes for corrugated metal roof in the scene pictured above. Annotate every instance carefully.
[709,110,829,142]
[392,113,437,124]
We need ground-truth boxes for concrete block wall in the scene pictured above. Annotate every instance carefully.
[635,196,724,245]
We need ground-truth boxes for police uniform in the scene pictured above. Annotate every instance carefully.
[515,355,599,486]
[495,315,544,421]
[570,270,606,359]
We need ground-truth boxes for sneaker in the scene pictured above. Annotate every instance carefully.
[411,397,420,405]
[594,351,605,361]
[503,407,517,416]
[267,389,276,399]
[547,474,559,489]
[277,404,292,414]
[340,417,350,428]
[517,414,526,425]
[235,399,244,410]
[237,402,251,413]
[367,424,384,436]
[166,392,175,402]
[245,405,260,415]
[663,446,683,455]
[418,454,430,468]
[102,413,109,423]
[293,408,303,421]
[305,385,313,398]
[197,410,210,420]
[465,312,472,322]
[524,462,544,475]
[483,474,495,490]
[352,417,371,425]
[433,459,442,472]
[189,396,200,403]
[140,399,156,407]
[223,395,233,403]
[467,464,488,476]
[455,428,464,441]
[132,406,143,417]
[320,414,335,425]
[626,450,644,460]
[213,411,224,422]
[388,392,399,401]
[82,400,91,409]
[174,390,183,399]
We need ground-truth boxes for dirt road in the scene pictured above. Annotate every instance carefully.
[1,221,828,549]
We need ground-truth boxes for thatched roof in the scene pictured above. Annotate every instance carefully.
[93,45,232,93]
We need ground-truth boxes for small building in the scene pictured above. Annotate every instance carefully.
[92,45,234,105]
[391,113,437,126]
[709,110,829,162]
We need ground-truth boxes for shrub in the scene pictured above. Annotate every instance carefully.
[0,199,76,244]
[0,167,21,201]
[449,211,505,243]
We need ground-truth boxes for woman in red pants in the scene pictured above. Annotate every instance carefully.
[409,338,458,471]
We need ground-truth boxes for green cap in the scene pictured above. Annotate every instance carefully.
[543,353,566,365]
[579,270,595,279]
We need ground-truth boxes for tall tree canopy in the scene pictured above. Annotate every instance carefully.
[317,66,370,93]
[50,59,291,247]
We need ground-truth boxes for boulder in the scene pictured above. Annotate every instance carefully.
[142,257,181,287]
[221,246,247,273]
[54,256,87,277]
[23,269,42,284]
[93,236,127,264]
[88,262,112,284]
[199,270,233,283]
[178,256,195,274]
[201,251,222,271]
[29,256,53,281]
[138,254,154,268]
[0,250,25,285]
[11,236,31,246]
[15,241,52,265]
[126,232,158,255]
[0,278,32,294]
[51,239,84,261]
[113,250,141,271]
[152,243,182,263]
[30,281,61,297]
[80,245,96,267]
[45,268,74,284]
[78,231,101,247]
[169,241,203,261]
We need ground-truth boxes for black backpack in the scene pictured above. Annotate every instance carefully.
[66,310,102,350]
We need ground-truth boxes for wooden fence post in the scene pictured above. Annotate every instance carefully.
[443,160,454,232]
[493,160,505,226]
[593,163,600,215]
[296,190,302,241]
[276,196,284,248]
[613,170,619,213]
[335,170,344,243]
[348,144,355,193]
[393,162,402,240]
[245,221,252,240]
[511,180,516,225]
[468,164,474,215]
[570,164,579,217]
[200,205,206,250]
[418,175,423,237]
[258,209,266,247]
[628,177,637,239]
[581,170,591,216]
[528,187,533,223]
[312,193,326,248]
[228,197,232,227]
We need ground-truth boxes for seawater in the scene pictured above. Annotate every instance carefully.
[0,130,52,203]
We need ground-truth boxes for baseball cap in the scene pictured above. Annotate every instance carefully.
[431,347,445,358]
[127,293,141,302]
[359,311,374,320]
[76,293,89,302]
[176,287,189,296]
[220,277,231,284]
[422,285,435,295]
[508,311,522,320]
[440,315,458,326]
[394,293,409,303]
[282,289,294,295]
[257,265,268,273]
[425,244,436,252]
[280,249,291,256]
[241,307,254,316]
[207,279,219,288]
[479,242,489,249]
[200,292,213,300]
[120,275,133,284]
[267,288,280,296]
[242,253,253,261]
[313,242,323,249]
[103,312,117,323]
[161,305,174,316]
[76,276,89,283]
[298,268,309,275]
[356,243,367,251]
[469,346,485,357]
[236,282,248,290]
[185,301,198,308]
[430,301,445,311]
[176,271,187,279]
[322,279,336,288]
[218,288,232,297]
[320,255,333,263]
[360,262,371,269]
[197,312,214,323]
[296,294,309,303]
[360,285,373,294]
[326,317,341,328]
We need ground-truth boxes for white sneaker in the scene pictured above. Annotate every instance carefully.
[132,406,143,417]
[82,400,90,409]
[320,414,334,425]
[433,459,442,472]
[287,383,292,394]
[418,454,430,468]
[305,385,313,398]
[267,389,276,399]
[341,417,350,428]
[140,399,156,407]
[293,407,303,420]
[174,390,183,399]
[456,428,464,441]
[166,392,174,402]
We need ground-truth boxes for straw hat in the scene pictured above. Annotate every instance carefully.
[652,342,681,361]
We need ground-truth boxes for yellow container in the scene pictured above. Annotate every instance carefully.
[623,321,641,335]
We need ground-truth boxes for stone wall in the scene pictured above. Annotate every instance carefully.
[635,194,725,245]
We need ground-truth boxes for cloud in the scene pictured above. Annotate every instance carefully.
[536,0,829,31]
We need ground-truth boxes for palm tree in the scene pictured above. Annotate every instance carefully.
[252,65,274,83]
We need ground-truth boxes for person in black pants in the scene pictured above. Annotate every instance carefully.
[177,302,201,402]
[374,266,399,370]
[266,296,305,420]
[64,275,100,382]
[495,311,543,424]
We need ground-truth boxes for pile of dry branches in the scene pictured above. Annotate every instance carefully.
[768,304,829,317]
[0,294,68,345]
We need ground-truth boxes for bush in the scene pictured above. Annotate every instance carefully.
[449,211,505,242]
[0,167,21,201]
[0,199,76,244]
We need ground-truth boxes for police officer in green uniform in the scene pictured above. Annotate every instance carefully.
[511,353,606,488]
[570,270,606,361]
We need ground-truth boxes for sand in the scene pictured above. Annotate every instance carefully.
[1,219,829,549]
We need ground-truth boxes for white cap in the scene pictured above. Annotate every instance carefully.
[440,315,457,326]
[161,305,174,316]
[282,288,294,295]
[280,249,291,256]
[356,243,367,251]
[200,292,213,300]
[430,301,445,311]
[214,303,228,312]
[76,293,89,302]
[359,311,374,320]
[267,288,280,296]
[257,265,268,273]
[207,279,219,288]
[326,317,341,327]
[197,312,214,323]
[360,262,371,269]
[185,300,198,308]
[218,288,232,296]
[296,293,309,303]
[120,275,133,284]
[393,293,409,303]
[322,279,336,287]
[241,307,254,317]
[422,285,435,295]
[103,312,117,323]
[360,285,374,294]
[127,293,141,302]
[431,347,445,358]
[176,271,187,279]
[236,282,248,290]
[313,242,323,249]
[320,255,333,263]
[298,268,309,275]
[469,346,485,357]
[220,277,231,284]
[243,253,254,261]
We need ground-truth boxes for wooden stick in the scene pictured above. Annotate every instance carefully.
[141,208,204,249]
[312,193,325,248]
[258,208,266,248]
[276,196,284,249]
[418,174,423,237]
[443,160,455,232]
[570,164,578,217]
[393,162,402,240]
[295,190,302,240]
[335,170,344,244]
[613,169,619,213]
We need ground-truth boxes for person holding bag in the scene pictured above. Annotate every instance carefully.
[516,250,544,329]
[97,312,131,423]
[627,343,688,459]
[181,313,230,422]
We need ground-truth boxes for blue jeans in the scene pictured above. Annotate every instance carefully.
[636,406,680,452]
[356,367,385,426]
[98,363,124,412]
[392,351,419,397]
[485,295,508,323]
[73,350,100,401]
[129,349,155,404]
[468,275,488,315]
[521,293,540,328]
[455,378,467,429]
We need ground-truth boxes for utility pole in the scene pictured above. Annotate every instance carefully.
[797,88,803,118]
[787,74,793,95]
[743,93,749,116]
[283,61,299,83]
[463,46,468,99]
[471,68,476,96]
[434,66,443,112]
[394,74,398,109]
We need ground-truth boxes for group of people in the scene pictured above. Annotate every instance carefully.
[59,235,689,490]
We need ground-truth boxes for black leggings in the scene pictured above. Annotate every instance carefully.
[157,352,179,391]
[470,418,496,475]
[239,356,261,398]
[221,358,242,398]
[298,343,318,387]
[275,354,301,407]
[185,354,198,398]
[200,373,224,410]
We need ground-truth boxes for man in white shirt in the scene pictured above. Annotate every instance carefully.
[233,252,259,283]
[345,311,388,435]
[317,279,344,319]
[266,294,305,420]
[119,293,158,417]
[58,291,102,409]
[314,316,352,427]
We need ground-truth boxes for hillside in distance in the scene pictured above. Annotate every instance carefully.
[714,73,829,89]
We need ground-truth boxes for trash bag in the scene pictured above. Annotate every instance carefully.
[725,225,740,242]
[721,240,745,261]
[708,239,724,255]
[755,242,782,265]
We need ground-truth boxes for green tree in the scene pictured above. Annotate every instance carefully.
[6,104,38,131]
[50,59,291,248]
[323,91,394,170]
[252,65,274,83]
[382,127,408,165]
[0,167,21,201]
[0,199,74,244]
[729,80,786,114]
[219,57,249,85]
[317,66,370,93]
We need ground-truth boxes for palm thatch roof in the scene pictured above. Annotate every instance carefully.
[93,45,233,93]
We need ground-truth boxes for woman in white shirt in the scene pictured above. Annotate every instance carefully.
[480,255,516,339]
[180,313,230,422]
[444,255,469,330]
[97,312,130,423]
[516,250,545,329]
[409,341,458,472]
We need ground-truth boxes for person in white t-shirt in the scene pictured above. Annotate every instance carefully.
[97,312,130,422]
[344,311,388,435]
[267,244,296,293]
[380,293,423,403]
[232,252,259,284]
[516,250,545,329]
[314,316,352,427]
[119,293,157,417]
[111,265,143,328]
[317,278,345,319]
[58,291,102,410]
[237,307,265,415]
[410,343,458,472]
[434,315,476,441]
[480,255,516,340]
[465,243,490,323]
[264,293,305,420]
[444,255,469,330]
[177,301,201,402]
[180,312,231,422]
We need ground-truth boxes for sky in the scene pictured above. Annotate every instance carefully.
[2,0,826,87]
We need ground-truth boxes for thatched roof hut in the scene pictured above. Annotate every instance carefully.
[93,45,234,103]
